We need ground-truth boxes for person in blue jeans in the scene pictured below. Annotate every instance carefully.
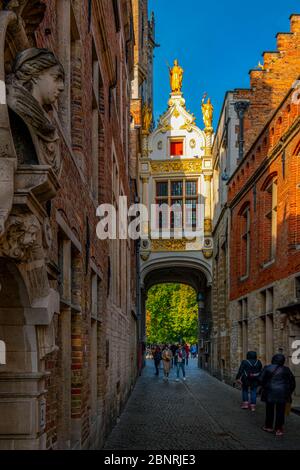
[236,351,263,411]
[175,344,186,381]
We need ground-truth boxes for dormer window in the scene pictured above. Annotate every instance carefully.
[170,139,183,157]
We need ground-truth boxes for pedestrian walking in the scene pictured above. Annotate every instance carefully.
[190,344,197,359]
[260,354,296,436]
[170,344,177,367]
[236,351,263,411]
[175,344,187,381]
[184,343,190,366]
[161,345,173,381]
[153,346,162,376]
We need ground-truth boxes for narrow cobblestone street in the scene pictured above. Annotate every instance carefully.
[104,359,300,450]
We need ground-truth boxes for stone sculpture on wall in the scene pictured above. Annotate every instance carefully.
[6,47,65,173]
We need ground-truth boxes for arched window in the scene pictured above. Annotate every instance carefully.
[238,202,251,279]
[261,174,278,264]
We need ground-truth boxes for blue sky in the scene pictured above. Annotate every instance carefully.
[148,0,300,128]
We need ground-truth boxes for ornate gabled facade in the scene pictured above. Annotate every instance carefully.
[138,61,214,366]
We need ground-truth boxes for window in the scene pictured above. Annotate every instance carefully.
[91,41,104,202]
[240,205,250,279]
[261,177,277,265]
[259,288,274,363]
[238,298,248,360]
[155,179,198,232]
[170,140,183,156]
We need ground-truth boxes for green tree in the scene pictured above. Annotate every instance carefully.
[146,283,198,344]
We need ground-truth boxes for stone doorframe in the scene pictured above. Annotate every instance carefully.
[0,3,62,449]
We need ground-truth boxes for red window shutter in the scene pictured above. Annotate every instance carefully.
[170,141,183,156]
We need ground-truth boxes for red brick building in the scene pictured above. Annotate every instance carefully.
[0,0,153,449]
[211,15,300,397]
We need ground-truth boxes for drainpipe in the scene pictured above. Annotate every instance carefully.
[197,292,205,369]
[234,101,250,162]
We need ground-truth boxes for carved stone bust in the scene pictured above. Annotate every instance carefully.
[6,47,65,174]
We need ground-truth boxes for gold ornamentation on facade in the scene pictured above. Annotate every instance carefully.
[204,174,212,182]
[204,219,212,234]
[140,252,150,261]
[168,95,186,108]
[203,249,213,259]
[180,118,195,132]
[150,160,202,174]
[189,139,196,149]
[168,59,184,94]
[142,102,152,134]
[173,108,180,118]
[202,94,214,130]
[152,239,189,252]
[158,118,173,133]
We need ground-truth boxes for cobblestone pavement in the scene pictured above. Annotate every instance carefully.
[104,358,300,450]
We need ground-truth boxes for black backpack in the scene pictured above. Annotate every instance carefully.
[244,360,260,380]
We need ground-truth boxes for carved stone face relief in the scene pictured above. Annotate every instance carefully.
[0,214,40,261]
[31,64,65,107]
[6,48,65,174]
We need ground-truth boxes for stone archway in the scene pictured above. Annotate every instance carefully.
[0,259,48,450]
[140,257,212,370]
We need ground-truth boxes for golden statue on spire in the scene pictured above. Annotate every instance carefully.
[169,59,184,94]
[202,93,214,129]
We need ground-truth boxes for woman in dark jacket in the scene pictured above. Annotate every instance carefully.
[236,351,263,411]
[260,354,296,436]
[153,346,162,376]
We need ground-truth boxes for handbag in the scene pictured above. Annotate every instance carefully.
[260,365,282,402]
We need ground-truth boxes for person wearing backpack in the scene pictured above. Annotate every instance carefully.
[236,351,263,411]
[259,354,296,436]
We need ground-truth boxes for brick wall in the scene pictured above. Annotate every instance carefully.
[233,14,300,153]
[31,0,140,449]
[229,86,300,301]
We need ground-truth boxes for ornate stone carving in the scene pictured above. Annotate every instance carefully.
[140,252,150,261]
[142,102,152,134]
[151,239,196,252]
[180,117,196,132]
[42,217,53,253]
[150,159,202,174]
[157,118,172,133]
[173,108,180,118]
[203,249,213,259]
[6,48,65,174]
[0,213,40,261]
[204,219,212,234]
